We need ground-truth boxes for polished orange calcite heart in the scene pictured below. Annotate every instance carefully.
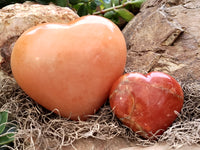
[11,15,127,120]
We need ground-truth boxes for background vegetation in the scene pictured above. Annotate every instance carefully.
[0,0,146,27]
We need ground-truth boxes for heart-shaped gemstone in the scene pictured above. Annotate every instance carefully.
[11,15,127,120]
[109,72,184,138]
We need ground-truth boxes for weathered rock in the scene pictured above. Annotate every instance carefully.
[123,0,200,82]
[0,2,79,74]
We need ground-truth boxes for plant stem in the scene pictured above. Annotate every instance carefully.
[93,0,145,15]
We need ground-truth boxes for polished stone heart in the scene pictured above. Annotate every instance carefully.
[11,15,127,120]
[109,72,184,138]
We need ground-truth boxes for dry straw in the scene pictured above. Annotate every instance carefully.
[0,76,199,149]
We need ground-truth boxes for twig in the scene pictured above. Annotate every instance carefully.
[93,0,145,15]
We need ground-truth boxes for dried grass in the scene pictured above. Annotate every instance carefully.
[0,76,199,149]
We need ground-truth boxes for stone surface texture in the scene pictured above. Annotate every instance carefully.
[123,0,200,82]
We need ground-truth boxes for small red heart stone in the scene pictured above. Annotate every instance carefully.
[109,72,184,138]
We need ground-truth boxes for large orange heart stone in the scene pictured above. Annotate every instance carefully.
[11,15,127,120]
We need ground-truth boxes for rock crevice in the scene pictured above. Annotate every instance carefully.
[123,0,200,82]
